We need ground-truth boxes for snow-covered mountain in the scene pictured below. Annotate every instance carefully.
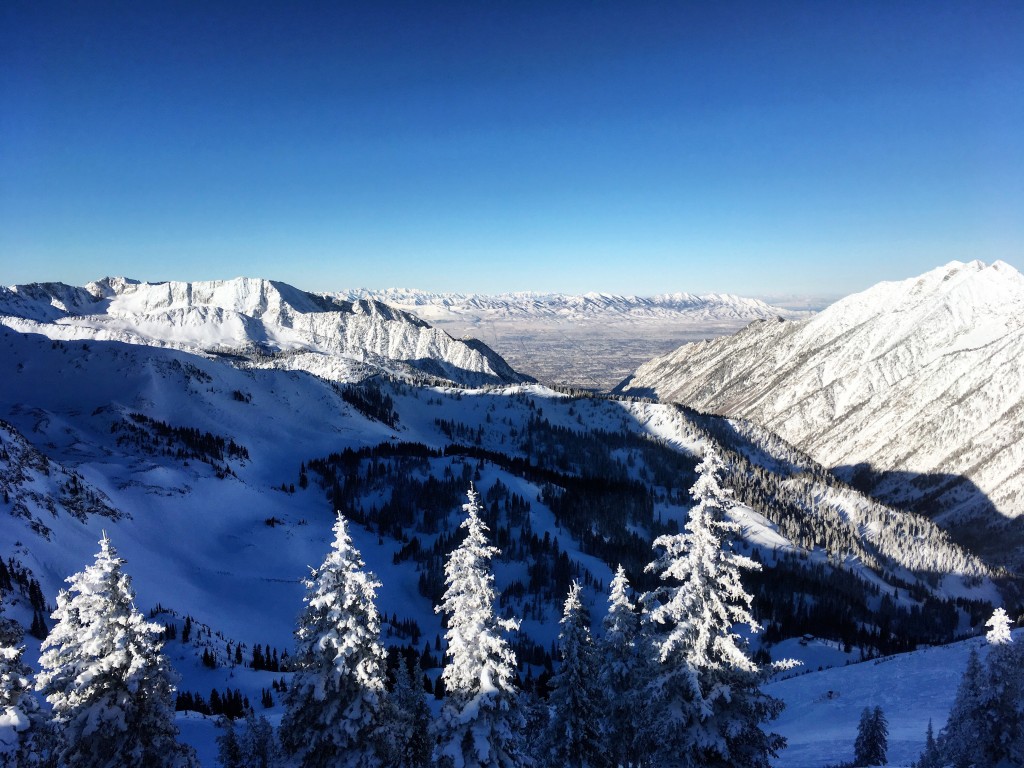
[0,277,532,387]
[617,260,1024,564]
[0,293,1003,765]
[332,288,812,390]
[335,288,808,324]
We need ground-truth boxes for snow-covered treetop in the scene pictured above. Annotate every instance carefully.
[436,486,519,702]
[985,607,1013,645]
[646,447,762,673]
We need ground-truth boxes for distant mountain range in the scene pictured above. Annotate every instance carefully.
[332,288,812,390]
[617,260,1024,565]
[0,277,532,387]
[335,287,812,324]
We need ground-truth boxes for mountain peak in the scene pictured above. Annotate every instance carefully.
[618,260,1024,564]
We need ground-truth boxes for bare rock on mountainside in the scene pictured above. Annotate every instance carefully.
[0,276,533,387]
[617,260,1024,564]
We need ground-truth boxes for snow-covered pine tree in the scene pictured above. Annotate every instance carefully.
[434,486,527,768]
[978,608,1023,766]
[939,646,986,768]
[598,565,642,768]
[641,448,788,768]
[35,533,197,768]
[0,611,41,767]
[217,710,279,768]
[280,513,389,768]
[541,582,608,768]
[915,719,941,768]
[378,656,431,768]
[853,706,887,766]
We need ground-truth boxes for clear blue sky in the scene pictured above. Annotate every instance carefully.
[1,1,1021,296]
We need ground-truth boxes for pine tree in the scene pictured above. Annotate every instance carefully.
[541,582,608,768]
[0,612,42,768]
[598,565,641,768]
[280,513,389,768]
[978,608,1023,766]
[217,710,279,768]
[641,449,788,768]
[35,533,197,768]
[434,486,527,768]
[915,719,941,768]
[378,657,432,768]
[939,646,986,768]
[854,706,887,765]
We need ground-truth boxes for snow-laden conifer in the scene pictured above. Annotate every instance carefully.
[218,710,279,768]
[985,606,1013,645]
[541,581,607,768]
[35,533,197,768]
[939,646,986,768]
[0,611,41,767]
[641,449,788,768]
[280,513,389,768]
[853,706,887,766]
[597,565,641,768]
[378,657,431,768]
[434,486,526,768]
[978,608,1023,766]
[915,719,941,768]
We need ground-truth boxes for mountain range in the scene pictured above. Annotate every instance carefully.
[0,276,531,387]
[617,260,1024,565]
[333,288,811,390]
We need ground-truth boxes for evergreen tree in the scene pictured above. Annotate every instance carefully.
[978,608,1024,766]
[854,706,887,766]
[641,449,788,768]
[379,657,432,768]
[598,565,641,768]
[939,646,986,768]
[915,719,941,768]
[216,717,244,768]
[0,612,42,767]
[280,513,389,768]
[217,710,279,768]
[940,611,1023,768]
[434,486,527,768]
[35,533,197,768]
[542,582,608,768]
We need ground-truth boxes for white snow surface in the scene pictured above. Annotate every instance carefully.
[619,260,1024,542]
[768,631,1022,767]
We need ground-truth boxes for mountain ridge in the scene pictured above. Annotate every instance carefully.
[617,260,1024,564]
[0,276,532,388]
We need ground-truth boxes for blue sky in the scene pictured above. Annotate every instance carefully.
[1,1,1021,297]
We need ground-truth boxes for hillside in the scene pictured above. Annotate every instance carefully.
[618,260,1024,565]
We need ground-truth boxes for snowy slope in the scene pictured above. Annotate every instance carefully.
[768,631,1019,767]
[0,276,532,387]
[618,260,1024,563]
